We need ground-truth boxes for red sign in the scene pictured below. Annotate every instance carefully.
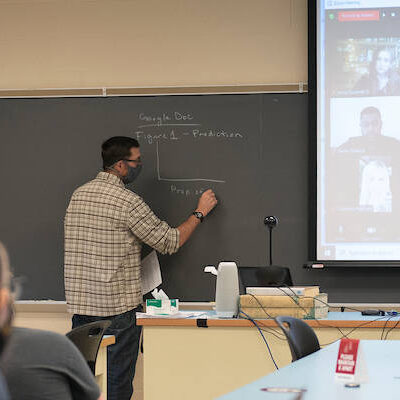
[338,10,380,22]
[336,338,359,375]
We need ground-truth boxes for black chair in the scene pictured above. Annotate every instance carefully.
[238,266,293,294]
[66,320,112,374]
[275,316,320,361]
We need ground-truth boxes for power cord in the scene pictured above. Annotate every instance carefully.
[384,318,400,340]
[276,286,399,341]
[239,309,279,370]
[242,288,394,344]
[245,290,349,339]
[381,316,394,340]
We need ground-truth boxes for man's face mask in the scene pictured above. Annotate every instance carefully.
[122,161,142,185]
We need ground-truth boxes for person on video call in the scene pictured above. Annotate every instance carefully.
[337,106,400,154]
[333,106,400,215]
[354,47,400,96]
[359,160,392,213]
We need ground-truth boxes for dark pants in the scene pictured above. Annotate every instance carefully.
[72,305,143,400]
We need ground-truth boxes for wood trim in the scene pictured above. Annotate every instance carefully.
[106,84,308,96]
[0,88,103,98]
[0,84,308,98]
[137,318,400,329]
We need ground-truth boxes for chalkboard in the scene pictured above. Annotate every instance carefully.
[0,94,310,301]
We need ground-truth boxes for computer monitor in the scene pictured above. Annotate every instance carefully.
[238,266,293,294]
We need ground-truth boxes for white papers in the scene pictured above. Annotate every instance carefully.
[151,288,169,299]
[141,250,162,295]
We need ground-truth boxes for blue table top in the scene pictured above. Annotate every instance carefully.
[320,312,400,322]
[217,340,400,399]
[183,311,400,322]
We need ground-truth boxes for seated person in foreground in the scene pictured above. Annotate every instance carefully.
[0,241,103,400]
[0,243,11,400]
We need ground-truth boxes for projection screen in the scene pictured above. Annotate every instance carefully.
[315,0,400,262]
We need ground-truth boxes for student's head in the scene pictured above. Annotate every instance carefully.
[101,136,141,184]
[372,48,394,76]
[0,242,13,353]
[360,107,382,137]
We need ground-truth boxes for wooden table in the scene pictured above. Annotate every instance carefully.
[137,312,400,400]
[95,335,116,399]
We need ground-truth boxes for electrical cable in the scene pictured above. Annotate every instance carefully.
[278,286,398,340]
[244,291,351,342]
[384,318,400,340]
[278,285,366,313]
[253,323,287,341]
[240,293,298,342]
[279,288,397,342]
[243,287,394,343]
[271,287,351,339]
[244,293,275,319]
[257,328,287,341]
[241,293,287,338]
[381,316,393,340]
[239,309,279,370]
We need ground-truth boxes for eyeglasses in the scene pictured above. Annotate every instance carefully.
[123,158,142,165]
[9,276,24,300]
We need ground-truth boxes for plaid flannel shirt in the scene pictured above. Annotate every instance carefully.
[64,172,180,316]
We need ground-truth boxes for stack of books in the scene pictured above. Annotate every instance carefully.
[239,286,328,319]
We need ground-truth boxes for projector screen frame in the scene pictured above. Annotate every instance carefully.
[308,0,400,268]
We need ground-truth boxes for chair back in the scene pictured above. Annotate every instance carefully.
[66,320,111,374]
[238,266,293,294]
[275,316,320,361]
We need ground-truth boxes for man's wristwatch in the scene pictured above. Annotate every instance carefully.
[192,211,204,222]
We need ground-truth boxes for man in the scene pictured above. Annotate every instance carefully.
[336,106,400,155]
[64,136,217,400]
[0,242,103,400]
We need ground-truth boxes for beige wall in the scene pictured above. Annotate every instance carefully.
[14,311,71,334]
[0,0,307,90]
